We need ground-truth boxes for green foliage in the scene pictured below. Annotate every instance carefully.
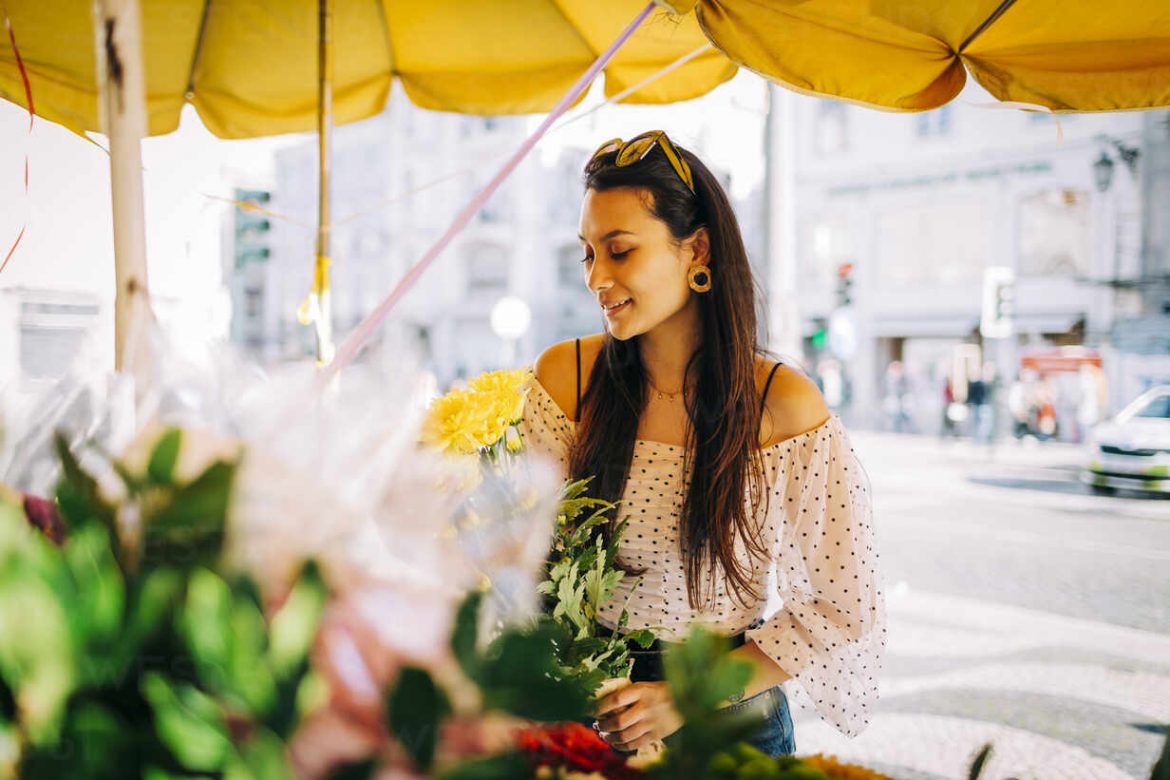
[146,429,182,486]
[142,673,233,771]
[967,744,992,780]
[450,592,593,723]
[0,428,326,778]
[538,478,657,683]
[703,745,825,780]
[386,667,452,771]
[438,752,534,780]
[1153,730,1170,780]
[647,627,762,779]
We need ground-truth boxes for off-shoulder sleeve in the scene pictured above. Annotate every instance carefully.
[519,378,575,478]
[746,417,886,737]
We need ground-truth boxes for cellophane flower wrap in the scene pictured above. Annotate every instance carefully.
[0,327,568,779]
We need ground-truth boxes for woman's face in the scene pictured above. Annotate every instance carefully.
[577,187,705,341]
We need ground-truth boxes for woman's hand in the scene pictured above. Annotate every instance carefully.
[594,681,683,752]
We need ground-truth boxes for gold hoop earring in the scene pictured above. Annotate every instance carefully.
[688,263,712,293]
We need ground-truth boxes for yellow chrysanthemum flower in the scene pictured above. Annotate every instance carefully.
[421,369,532,455]
[421,388,479,454]
[467,368,530,424]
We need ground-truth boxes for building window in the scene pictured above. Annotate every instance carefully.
[467,244,509,293]
[19,327,86,379]
[874,199,988,287]
[814,102,848,156]
[16,296,99,379]
[1017,189,1090,277]
[244,287,262,319]
[558,244,583,288]
[916,105,952,137]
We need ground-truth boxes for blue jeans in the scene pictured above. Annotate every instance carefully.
[663,685,796,758]
[729,685,797,757]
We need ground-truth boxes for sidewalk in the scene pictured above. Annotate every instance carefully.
[789,588,1170,780]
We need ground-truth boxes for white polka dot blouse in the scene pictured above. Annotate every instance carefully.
[521,378,887,738]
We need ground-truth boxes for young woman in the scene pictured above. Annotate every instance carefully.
[521,131,885,756]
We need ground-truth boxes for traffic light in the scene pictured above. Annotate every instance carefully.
[835,262,854,308]
[810,325,828,352]
[233,189,272,269]
[980,266,1014,339]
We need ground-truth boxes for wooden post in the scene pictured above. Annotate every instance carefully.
[314,0,335,364]
[96,0,151,374]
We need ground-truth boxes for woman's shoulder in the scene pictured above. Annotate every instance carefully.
[533,334,605,422]
[756,358,830,447]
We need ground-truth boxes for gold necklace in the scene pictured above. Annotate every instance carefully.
[647,376,683,402]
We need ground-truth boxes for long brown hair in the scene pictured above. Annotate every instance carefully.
[567,137,771,609]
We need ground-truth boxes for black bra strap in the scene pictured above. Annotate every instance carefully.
[575,338,582,422]
[760,361,782,413]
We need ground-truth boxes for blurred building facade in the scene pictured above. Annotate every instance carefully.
[788,92,1170,437]
[224,99,760,389]
[225,107,563,385]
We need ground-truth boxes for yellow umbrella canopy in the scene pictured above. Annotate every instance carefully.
[4,0,1170,138]
[695,0,1170,112]
[0,0,735,139]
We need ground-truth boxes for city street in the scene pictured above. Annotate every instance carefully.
[792,431,1170,779]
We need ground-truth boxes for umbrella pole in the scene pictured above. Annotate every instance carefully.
[313,0,335,364]
[96,0,151,375]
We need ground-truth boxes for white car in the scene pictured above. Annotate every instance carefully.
[1083,385,1170,495]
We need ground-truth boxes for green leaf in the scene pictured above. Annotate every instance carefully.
[666,629,753,714]
[176,568,276,715]
[226,726,293,780]
[180,568,233,686]
[123,565,185,644]
[268,562,328,679]
[386,667,452,771]
[476,623,592,721]
[147,429,183,486]
[53,432,116,534]
[566,508,612,549]
[60,700,126,776]
[583,552,623,619]
[143,460,237,570]
[0,571,76,744]
[967,744,992,780]
[142,673,232,771]
[227,593,277,714]
[294,671,329,722]
[625,629,656,650]
[655,627,761,775]
[439,751,535,780]
[451,592,482,679]
[555,564,589,637]
[62,524,126,647]
[1152,729,1170,780]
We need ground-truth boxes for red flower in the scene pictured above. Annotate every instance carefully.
[516,722,646,779]
[22,493,66,545]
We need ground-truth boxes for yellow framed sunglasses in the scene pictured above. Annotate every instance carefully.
[589,130,695,193]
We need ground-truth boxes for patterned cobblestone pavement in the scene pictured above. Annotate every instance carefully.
[789,589,1170,779]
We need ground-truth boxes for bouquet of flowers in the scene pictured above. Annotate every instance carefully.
[0,343,980,779]
[0,338,578,778]
[420,370,655,689]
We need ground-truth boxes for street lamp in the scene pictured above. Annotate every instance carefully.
[490,295,531,367]
[1092,136,1141,193]
[1092,151,1115,194]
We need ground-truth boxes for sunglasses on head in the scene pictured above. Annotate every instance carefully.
[588,130,695,193]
